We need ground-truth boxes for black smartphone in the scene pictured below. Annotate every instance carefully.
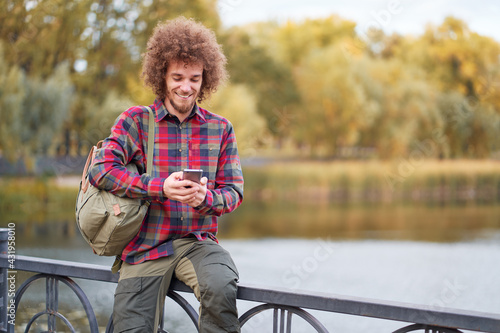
[183,169,203,184]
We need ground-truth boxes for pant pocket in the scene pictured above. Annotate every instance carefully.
[113,278,149,332]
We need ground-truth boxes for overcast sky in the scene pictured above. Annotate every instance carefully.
[218,0,500,42]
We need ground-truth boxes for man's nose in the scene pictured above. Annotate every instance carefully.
[180,80,191,92]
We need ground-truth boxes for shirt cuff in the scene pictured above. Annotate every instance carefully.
[148,177,166,202]
[195,190,213,213]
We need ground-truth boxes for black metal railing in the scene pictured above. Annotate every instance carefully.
[1,228,500,333]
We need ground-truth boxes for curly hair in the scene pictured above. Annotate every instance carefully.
[141,17,228,103]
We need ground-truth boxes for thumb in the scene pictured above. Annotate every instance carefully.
[200,177,208,186]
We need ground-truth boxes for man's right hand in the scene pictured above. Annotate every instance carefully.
[162,171,199,202]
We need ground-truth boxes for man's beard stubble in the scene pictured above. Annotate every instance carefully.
[167,93,196,115]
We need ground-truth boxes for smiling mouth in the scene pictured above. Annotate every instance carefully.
[176,92,192,99]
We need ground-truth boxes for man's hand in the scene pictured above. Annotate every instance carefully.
[187,176,208,207]
[163,171,208,207]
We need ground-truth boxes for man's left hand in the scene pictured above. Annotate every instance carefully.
[186,177,208,207]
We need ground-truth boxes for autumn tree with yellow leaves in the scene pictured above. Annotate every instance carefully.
[1,1,499,162]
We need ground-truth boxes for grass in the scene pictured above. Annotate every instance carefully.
[0,177,78,224]
[242,159,500,204]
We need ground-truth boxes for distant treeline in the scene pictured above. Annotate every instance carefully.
[1,1,500,171]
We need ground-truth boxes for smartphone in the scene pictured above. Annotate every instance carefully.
[183,169,203,184]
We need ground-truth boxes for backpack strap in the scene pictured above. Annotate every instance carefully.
[144,106,155,175]
[80,145,95,194]
[112,106,155,274]
[80,140,103,194]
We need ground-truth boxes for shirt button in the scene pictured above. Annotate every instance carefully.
[179,149,182,152]
[181,216,184,221]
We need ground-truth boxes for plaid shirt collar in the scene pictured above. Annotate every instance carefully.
[153,98,207,124]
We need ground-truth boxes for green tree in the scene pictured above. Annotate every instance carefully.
[387,17,500,158]
[201,84,271,157]
[292,43,446,158]
[79,91,134,151]
[356,58,443,158]
[249,16,357,66]
[0,0,91,78]
[292,45,368,156]
[0,42,73,168]
[131,0,221,51]
[20,63,74,157]
[235,16,366,151]
[437,92,500,158]
[221,27,299,141]
[0,0,224,157]
[0,43,25,161]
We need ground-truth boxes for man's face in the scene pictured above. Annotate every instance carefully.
[164,59,203,119]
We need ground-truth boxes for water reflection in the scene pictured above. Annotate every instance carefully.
[14,201,500,248]
[219,201,500,242]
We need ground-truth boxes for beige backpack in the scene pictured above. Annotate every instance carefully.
[75,106,154,257]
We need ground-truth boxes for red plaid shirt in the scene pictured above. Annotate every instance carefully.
[89,99,244,264]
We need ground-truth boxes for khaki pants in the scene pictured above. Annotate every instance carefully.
[113,238,240,333]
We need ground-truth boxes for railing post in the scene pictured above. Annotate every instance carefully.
[0,228,9,333]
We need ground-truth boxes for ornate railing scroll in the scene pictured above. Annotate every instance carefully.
[1,229,500,333]
[13,274,98,333]
[239,303,329,333]
[392,324,463,333]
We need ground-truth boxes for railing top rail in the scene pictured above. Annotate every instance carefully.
[6,254,119,283]
[1,253,500,332]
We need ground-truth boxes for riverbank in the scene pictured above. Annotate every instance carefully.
[243,159,500,204]
[1,159,499,225]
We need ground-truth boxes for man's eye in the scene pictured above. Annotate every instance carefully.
[173,78,182,81]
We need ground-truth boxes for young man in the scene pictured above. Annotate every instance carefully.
[89,17,244,333]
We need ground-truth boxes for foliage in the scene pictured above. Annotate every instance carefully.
[0,43,24,161]
[21,63,74,154]
[201,84,271,157]
[220,27,299,139]
[0,43,73,166]
[1,1,499,161]
[78,91,135,152]
[248,16,500,158]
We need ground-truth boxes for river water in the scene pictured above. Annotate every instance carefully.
[11,202,500,333]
